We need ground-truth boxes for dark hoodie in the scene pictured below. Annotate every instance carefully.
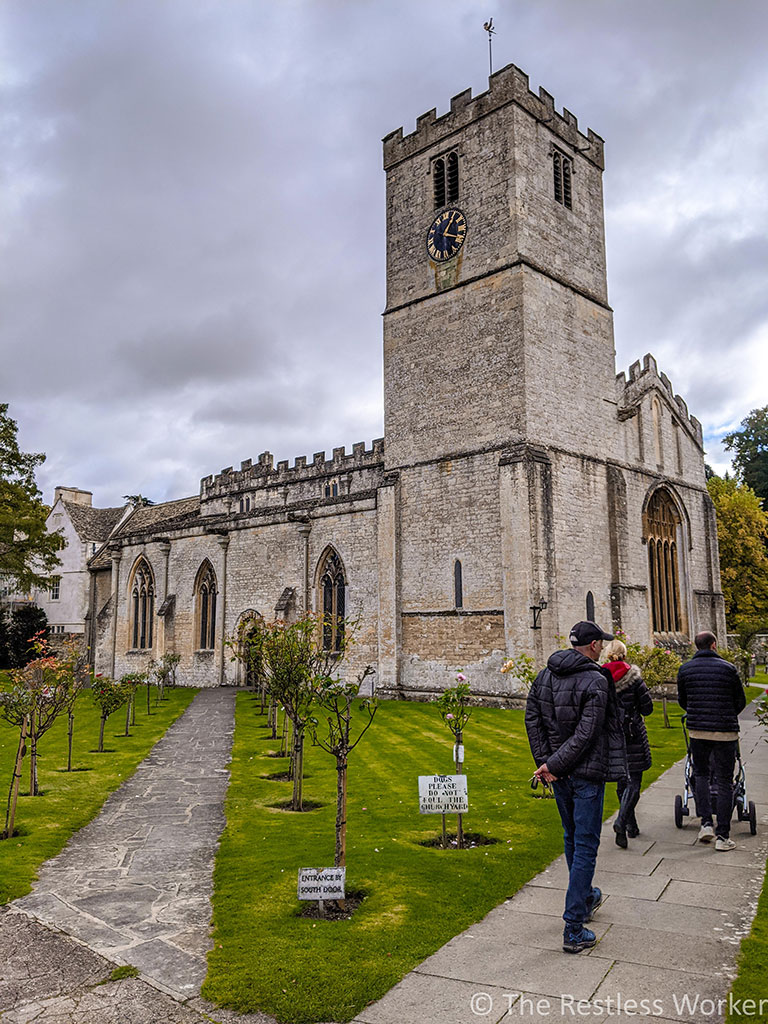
[525,649,628,782]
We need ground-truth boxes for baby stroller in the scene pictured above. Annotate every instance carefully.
[673,714,757,834]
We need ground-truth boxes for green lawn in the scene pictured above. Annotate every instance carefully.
[0,685,196,903]
[204,695,688,1024]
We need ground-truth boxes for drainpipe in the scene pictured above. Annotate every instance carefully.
[109,547,122,678]
[217,534,230,685]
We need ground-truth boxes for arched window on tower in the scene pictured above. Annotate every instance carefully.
[129,558,155,650]
[318,549,346,653]
[433,151,459,209]
[195,561,217,650]
[454,560,463,609]
[433,157,446,209]
[644,489,683,634]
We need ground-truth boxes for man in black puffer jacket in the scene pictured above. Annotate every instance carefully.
[677,631,746,852]
[526,621,627,954]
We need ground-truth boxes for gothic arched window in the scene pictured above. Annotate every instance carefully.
[553,148,573,209]
[644,489,682,633]
[195,561,217,650]
[318,549,346,653]
[130,558,155,650]
[433,150,459,209]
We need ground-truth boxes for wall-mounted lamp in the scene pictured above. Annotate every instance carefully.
[530,598,548,630]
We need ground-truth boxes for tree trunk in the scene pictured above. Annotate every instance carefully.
[3,717,28,839]
[146,683,152,715]
[98,714,106,752]
[29,713,38,796]
[335,757,347,867]
[269,697,277,739]
[131,693,136,726]
[291,725,304,811]
[124,695,131,736]
[67,711,74,772]
[455,729,464,850]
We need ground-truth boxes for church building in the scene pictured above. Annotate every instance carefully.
[89,63,725,697]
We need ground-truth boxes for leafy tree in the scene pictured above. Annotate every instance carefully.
[723,406,768,505]
[119,672,147,735]
[435,676,473,849]
[7,604,48,667]
[310,667,376,869]
[91,676,129,752]
[0,404,65,591]
[123,494,155,507]
[708,475,768,647]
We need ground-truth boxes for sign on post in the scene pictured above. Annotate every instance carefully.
[418,774,468,814]
[297,867,346,901]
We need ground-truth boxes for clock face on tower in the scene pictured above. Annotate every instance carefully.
[426,208,467,262]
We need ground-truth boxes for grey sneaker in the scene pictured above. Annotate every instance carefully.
[698,824,715,843]
[715,837,736,852]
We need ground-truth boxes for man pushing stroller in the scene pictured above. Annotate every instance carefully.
[677,631,747,851]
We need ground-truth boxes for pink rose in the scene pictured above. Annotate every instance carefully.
[457,673,467,682]
[446,713,454,720]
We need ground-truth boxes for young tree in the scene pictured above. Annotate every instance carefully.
[1,634,75,803]
[92,677,128,752]
[150,652,180,701]
[723,406,768,505]
[310,667,376,869]
[0,404,65,592]
[0,686,33,838]
[436,676,473,849]
[708,475,768,647]
[119,672,146,735]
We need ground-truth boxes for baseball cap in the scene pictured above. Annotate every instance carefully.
[569,621,614,646]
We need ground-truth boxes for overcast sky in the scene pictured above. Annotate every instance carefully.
[3,0,767,507]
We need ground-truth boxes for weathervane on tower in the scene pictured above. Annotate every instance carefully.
[483,18,496,75]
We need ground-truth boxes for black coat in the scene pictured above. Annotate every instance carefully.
[612,664,653,774]
[677,649,746,733]
[525,649,628,783]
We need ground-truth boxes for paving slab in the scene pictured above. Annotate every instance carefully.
[528,866,671,900]
[659,878,761,912]
[353,975,519,1024]
[591,961,733,1023]
[11,688,238,1003]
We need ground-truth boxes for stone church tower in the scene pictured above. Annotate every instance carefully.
[89,63,725,697]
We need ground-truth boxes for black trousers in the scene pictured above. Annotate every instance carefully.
[616,771,643,831]
[690,737,737,839]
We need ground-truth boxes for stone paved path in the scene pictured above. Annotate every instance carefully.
[353,705,768,1024]
[10,688,240,1003]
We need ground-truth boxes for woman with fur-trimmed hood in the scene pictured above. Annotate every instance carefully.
[602,639,653,848]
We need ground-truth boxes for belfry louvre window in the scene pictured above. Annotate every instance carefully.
[552,149,573,209]
[195,561,217,650]
[319,549,346,653]
[130,558,155,650]
[433,151,460,209]
[645,490,682,633]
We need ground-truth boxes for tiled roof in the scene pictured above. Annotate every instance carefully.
[119,496,201,536]
[62,502,127,543]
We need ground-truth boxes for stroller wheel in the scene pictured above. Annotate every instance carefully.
[674,793,684,829]
[749,801,757,836]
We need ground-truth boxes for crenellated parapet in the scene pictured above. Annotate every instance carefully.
[382,62,604,171]
[616,353,703,446]
[200,439,385,503]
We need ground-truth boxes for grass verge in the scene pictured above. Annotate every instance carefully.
[204,695,688,1024]
[0,685,196,903]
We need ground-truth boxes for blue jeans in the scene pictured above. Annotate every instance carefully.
[552,776,605,926]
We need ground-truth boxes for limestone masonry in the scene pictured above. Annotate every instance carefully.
[88,63,725,698]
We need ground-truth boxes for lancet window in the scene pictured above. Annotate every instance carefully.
[195,561,217,650]
[130,558,155,650]
[318,549,346,653]
[645,490,682,634]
